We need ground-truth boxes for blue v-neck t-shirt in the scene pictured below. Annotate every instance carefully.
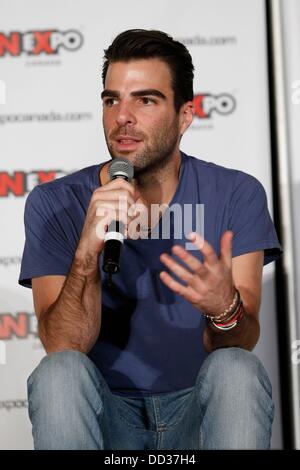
[19,152,282,396]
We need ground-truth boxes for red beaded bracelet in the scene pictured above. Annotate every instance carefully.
[211,303,244,331]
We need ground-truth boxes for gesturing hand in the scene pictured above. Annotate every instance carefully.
[159,231,236,318]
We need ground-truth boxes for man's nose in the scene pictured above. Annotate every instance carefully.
[115,101,137,127]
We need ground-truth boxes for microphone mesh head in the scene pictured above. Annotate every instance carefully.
[108,158,134,182]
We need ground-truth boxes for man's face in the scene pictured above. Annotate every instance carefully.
[102,58,191,175]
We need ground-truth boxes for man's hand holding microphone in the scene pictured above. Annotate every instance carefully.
[39,158,140,354]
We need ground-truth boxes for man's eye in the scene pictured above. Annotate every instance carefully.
[141,97,155,105]
[104,98,117,107]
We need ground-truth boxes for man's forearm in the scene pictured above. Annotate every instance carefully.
[203,309,260,353]
[38,250,102,354]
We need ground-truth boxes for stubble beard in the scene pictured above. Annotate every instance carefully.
[105,115,180,177]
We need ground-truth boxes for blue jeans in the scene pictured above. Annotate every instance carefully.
[27,347,275,450]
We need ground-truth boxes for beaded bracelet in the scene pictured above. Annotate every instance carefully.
[213,298,242,325]
[211,303,244,331]
[203,289,240,322]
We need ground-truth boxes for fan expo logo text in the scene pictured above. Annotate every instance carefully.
[0,30,83,56]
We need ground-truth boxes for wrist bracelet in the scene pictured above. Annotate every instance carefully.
[210,303,244,331]
[203,289,240,322]
[213,298,242,325]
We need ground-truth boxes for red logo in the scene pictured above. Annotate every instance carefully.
[194,93,236,119]
[0,170,66,197]
[0,30,83,57]
[0,313,37,340]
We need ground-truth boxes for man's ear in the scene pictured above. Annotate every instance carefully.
[179,101,194,136]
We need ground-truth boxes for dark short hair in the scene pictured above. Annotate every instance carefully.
[102,29,194,112]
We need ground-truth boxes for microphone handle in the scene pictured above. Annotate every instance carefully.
[102,175,129,285]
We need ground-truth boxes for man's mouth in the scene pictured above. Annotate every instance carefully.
[114,136,143,149]
[115,136,142,144]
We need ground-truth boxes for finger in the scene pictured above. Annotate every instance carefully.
[171,245,207,277]
[159,270,201,304]
[220,230,233,268]
[94,200,138,223]
[94,190,136,207]
[98,178,136,197]
[160,253,194,284]
[94,200,136,217]
[96,206,132,226]
[188,232,218,266]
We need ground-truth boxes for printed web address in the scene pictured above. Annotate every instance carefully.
[0,111,93,125]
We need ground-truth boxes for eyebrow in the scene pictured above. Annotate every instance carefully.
[101,89,167,100]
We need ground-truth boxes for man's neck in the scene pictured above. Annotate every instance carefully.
[135,152,181,207]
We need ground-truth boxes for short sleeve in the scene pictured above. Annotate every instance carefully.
[19,186,75,288]
[229,172,282,265]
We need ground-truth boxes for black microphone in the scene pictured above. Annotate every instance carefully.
[102,158,134,285]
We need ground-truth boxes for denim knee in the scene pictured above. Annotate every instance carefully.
[195,347,274,411]
[27,350,107,414]
[27,350,109,449]
[28,350,94,390]
[194,348,275,449]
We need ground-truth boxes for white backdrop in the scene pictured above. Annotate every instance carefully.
[282,0,300,348]
[0,0,282,449]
